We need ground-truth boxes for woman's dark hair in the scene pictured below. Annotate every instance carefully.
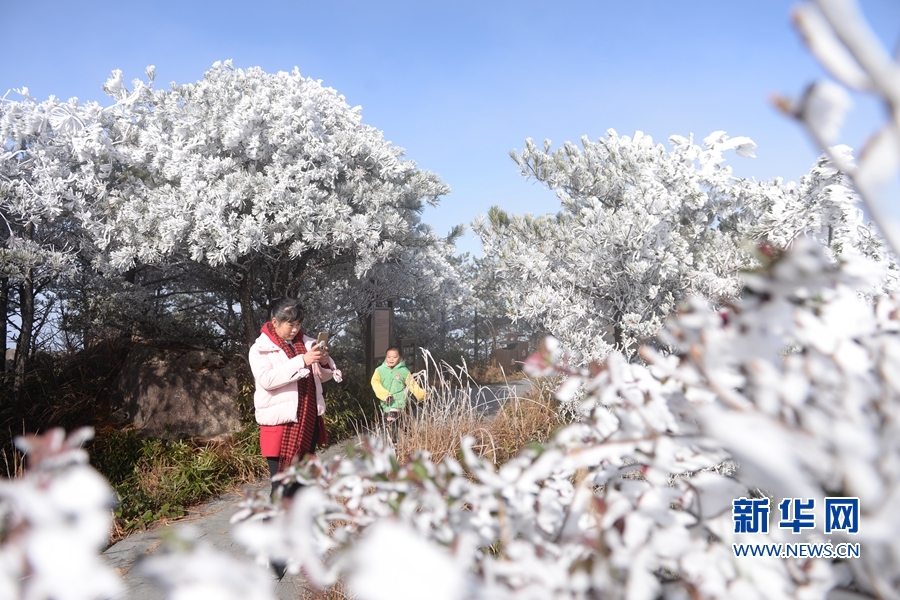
[270,297,304,323]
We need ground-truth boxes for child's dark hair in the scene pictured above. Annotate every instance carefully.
[270,298,304,323]
[385,346,401,355]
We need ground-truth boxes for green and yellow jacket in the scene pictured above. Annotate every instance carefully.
[371,359,425,413]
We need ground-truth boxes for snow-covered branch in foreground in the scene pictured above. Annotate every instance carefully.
[782,0,900,254]
[0,428,122,600]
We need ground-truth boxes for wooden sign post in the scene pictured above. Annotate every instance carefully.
[364,302,394,376]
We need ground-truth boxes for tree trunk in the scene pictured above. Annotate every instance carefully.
[488,320,498,366]
[238,263,256,347]
[473,308,479,363]
[14,268,34,397]
[0,276,7,375]
[613,307,625,355]
[363,312,373,377]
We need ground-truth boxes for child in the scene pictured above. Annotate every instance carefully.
[371,346,424,422]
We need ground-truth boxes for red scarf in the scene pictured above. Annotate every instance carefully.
[261,322,328,472]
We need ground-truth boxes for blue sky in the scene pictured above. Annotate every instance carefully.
[2,0,899,255]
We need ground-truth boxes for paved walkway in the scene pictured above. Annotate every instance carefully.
[103,479,305,600]
[467,378,533,415]
[101,379,534,599]
[102,436,355,600]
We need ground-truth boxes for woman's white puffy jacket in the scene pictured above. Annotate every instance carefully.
[249,332,335,425]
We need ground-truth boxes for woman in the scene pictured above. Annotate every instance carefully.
[249,297,337,492]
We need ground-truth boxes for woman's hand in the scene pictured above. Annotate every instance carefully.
[304,345,324,365]
[318,347,331,367]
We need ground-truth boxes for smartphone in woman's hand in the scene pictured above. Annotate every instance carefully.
[316,332,329,349]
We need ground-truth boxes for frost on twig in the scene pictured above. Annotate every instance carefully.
[782,0,900,255]
[0,428,123,600]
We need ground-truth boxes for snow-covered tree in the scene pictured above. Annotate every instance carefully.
[749,146,899,294]
[85,61,456,345]
[474,130,761,362]
[0,92,107,388]
[464,253,517,364]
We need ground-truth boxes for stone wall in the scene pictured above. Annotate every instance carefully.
[113,344,243,439]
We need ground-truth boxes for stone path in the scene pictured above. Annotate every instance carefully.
[102,458,348,599]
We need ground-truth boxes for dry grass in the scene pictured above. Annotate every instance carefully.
[468,363,526,385]
[300,578,356,600]
[394,388,563,465]
[390,354,565,466]
[393,401,485,464]
[2,443,25,479]
[479,388,564,465]
[105,430,268,541]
